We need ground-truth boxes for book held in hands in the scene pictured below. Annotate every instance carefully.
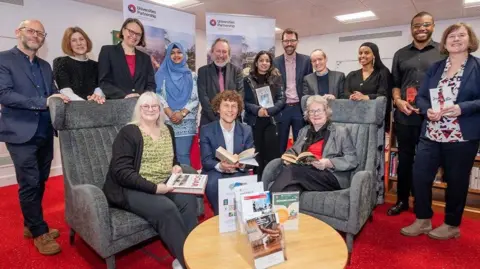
[281,152,317,165]
[165,174,207,195]
[255,86,274,108]
[272,192,299,230]
[430,87,454,112]
[216,146,259,166]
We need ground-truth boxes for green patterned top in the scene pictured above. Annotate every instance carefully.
[138,126,174,184]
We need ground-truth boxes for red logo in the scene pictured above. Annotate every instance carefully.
[128,4,136,13]
[209,19,217,26]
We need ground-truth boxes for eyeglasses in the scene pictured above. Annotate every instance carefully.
[412,22,433,29]
[447,33,468,40]
[125,28,142,38]
[19,27,47,38]
[140,104,160,111]
[308,109,326,116]
[282,39,298,44]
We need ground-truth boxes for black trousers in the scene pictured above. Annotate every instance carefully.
[253,117,280,181]
[395,123,421,203]
[413,137,479,226]
[270,164,341,193]
[124,189,198,268]
[6,135,54,238]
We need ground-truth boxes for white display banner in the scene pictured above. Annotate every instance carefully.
[205,13,276,72]
[123,0,196,71]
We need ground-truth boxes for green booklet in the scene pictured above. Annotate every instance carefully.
[272,192,299,230]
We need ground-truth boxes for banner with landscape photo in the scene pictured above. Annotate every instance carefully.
[123,0,196,71]
[205,13,275,73]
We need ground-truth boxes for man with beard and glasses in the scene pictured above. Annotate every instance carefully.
[0,20,70,255]
[274,28,313,154]
[388,12,445,216]
[198,38,244,126]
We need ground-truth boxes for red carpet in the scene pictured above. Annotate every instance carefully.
[0,176,479,269]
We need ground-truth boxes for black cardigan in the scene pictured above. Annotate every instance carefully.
[103,124,179,210]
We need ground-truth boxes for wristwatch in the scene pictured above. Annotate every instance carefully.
[181,111,187,117]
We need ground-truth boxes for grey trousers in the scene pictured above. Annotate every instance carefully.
[124,188,198,268]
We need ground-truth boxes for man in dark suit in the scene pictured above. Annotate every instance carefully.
[303,49,346,99]
[0,20,69,255]
[199,91,254,215]
[198,38,244,126]
[273,28,313,154]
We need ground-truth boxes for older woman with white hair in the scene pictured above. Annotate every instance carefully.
[102,92,197,269]
[270,95,358,193]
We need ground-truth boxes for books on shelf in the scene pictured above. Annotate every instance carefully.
[272,192,299,230]
[430,87,454,112]
[281,152,317,165]
[245,213,286,269]
[255,86,274,108]
[216,147,259,166]
[165,173,207,195]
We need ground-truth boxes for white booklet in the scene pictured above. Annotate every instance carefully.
[255,86,274,108]
[430,87,454,112]
[234,182,265,234]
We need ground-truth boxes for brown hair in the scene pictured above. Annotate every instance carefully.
[119,18,146,47]
[440,22,479,55]
[281,28,298,41]
[61,27,92,56]
[211,90,244,117]
[210,37,231,55]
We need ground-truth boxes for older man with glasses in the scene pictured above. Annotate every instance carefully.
[0,20,70,255]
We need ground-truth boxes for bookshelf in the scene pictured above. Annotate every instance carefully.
[385,111,480,219]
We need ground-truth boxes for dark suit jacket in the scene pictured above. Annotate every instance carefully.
[0,47,57,144]
[197,62,244,125]
[199,120,254,172]
[302,70,346,99]
[273,53,313,107]
[98,43,156,99]
[417,55,480,140]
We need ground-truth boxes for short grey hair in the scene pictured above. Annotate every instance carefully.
[129,92,165,128]
[303,95,332,121]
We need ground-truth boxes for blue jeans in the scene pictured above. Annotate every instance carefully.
[175,136,194,166]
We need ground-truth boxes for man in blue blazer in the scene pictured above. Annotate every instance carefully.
[200,90,254,215]
[273,28,313,154]
[0,20,69,255]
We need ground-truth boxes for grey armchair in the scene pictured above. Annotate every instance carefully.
[49,98,203,268]
[262,96,386,258]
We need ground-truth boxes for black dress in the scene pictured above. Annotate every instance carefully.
[53,56,98,100]
[344,69,388,100]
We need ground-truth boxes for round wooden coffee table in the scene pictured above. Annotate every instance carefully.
[184,213,348,269]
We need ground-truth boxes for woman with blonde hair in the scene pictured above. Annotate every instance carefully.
[103,92,197,269]
[269,95,358,193]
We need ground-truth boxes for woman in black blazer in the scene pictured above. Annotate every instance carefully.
[244,51,286,180]
[98,18,156,99]
[401,23,480,240]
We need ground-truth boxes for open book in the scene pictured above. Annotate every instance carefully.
[215,147,259,166]
[281,152,318,165]
[165,174,208,195]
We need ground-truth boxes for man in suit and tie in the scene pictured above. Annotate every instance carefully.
[198,38,244,126]
[303,49,346,99]
[200,91,254,215]
[273,28,313,154]
[0,20,70,255]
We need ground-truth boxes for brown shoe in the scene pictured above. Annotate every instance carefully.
[24,227,60,239]
[428,223,460,240]
[401,219,432,236]
[33,234,61,255]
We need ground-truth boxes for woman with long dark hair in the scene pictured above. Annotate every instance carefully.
[244,51,286,180]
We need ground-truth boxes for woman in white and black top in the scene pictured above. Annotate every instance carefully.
[53,27,104,104]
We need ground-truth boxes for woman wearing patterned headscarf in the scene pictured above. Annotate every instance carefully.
[156,42,199,166]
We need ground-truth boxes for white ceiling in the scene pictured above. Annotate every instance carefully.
[75,0,480,37]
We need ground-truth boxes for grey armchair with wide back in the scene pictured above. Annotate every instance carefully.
[262,96,386,259]
[49,98,203,268]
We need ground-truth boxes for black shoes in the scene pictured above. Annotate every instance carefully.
[387,201,409,216]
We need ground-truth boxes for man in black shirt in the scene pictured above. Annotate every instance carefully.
[388,12,445,216]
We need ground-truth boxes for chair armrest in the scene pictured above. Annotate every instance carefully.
[70,184,112,254]
[347,170,375,234]
[261,158,283,190]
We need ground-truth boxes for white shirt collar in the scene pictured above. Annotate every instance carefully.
[220,120,235,134]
